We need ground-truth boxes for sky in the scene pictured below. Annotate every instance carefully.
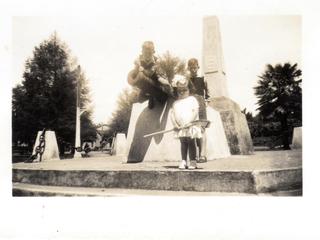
[12,15,301,124]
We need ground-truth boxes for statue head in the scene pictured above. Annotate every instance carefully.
[187,58,199,77]
[141,41,155,61]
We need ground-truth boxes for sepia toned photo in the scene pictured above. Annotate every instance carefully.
[11,15,302,197]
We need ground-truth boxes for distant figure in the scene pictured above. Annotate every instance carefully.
[170,75,202,170]
[187,58,210,163]
[127,41,173,109]
[83,143,91,154]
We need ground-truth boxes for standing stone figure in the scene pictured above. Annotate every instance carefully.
[187,58,210,162]
[127,41,173,109]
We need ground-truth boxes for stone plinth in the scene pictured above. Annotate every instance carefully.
[202,16,254,155]
[112,133,127,156]
[32,131,60,161]
[209,97,254,155]
[12,150,302,195]
[292,127,302,149]
[126,99,230,163]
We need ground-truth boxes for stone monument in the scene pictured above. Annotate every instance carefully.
[126,99,230,163]
[291,127,302,149]
[112,133,127,156]
[203,16,254,154]
[32,130,60,161]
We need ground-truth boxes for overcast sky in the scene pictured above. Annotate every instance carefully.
[12,15,301,124]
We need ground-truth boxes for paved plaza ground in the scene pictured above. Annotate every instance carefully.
[13,149,302,172]
[12,149,302,196]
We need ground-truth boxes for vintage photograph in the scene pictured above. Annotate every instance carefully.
[11,15,302,196]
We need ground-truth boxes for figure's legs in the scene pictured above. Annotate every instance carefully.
[179,137,188,169]
[198,132,207,163]
[188,138,197,169]
[195,135,207,163]
[195,138,200,161]
[180,137,188,160]
[192,95,208,163]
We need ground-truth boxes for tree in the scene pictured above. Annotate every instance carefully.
[106,88,140,136]
[76,67,97,142]
[254,63,302,149]
[241,108,254,122]
[12,32,96,153]
[12,85,28,145]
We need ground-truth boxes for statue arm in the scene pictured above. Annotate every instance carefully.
[127,69,138,86]
[127,59,140,86]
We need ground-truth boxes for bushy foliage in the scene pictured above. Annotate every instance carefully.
[254,63,302,121]
[252,63,302,149]
[106,88,140,136]
[156,51,186,83]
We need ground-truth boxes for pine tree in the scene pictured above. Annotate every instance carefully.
[106,88,140,136]
[12,33,96,152]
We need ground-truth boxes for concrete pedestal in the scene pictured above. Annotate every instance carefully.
[292,127,302,149]
[112,133,127,156]
[202,17,254,155]
[32,131,60,161]
[13,150,302,195]
[126,98,230,163]
[209,96,254,155]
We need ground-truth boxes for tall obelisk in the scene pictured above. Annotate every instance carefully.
[203,16,254,155]
[203,16,228,97]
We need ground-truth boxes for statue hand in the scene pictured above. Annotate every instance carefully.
[139,66,144,72]
[158,77,170,85]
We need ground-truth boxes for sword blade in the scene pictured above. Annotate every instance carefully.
[143,128,175,138]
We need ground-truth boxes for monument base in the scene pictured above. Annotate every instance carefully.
[126,98,230,163]
[112,133,127,156]
[209,96,254,155]
[12,150,302,196]
[73,151,82,158]
[32,131,60,161]
[292,127,302,149]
